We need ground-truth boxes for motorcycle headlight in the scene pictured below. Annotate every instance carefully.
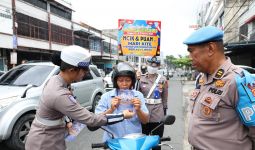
[0,96,18,110]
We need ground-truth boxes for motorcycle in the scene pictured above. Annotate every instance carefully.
[88,115,175,150]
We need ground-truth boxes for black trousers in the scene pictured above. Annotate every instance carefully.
[142,122,164,150]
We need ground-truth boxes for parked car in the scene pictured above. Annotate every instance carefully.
[0,71,5,77]
[99,69,105,77]
[237,65,255,74]
[0,62,105,150]
[103,71,113,91]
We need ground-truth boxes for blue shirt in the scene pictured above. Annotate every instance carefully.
[95,89,149,141]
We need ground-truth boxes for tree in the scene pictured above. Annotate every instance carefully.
[165,55,191,69]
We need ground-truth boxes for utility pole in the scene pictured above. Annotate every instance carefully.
[11,0,17,68]
[47,2,52,50]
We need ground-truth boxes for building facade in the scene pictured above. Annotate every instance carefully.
[0,0,118,71]
[197,0,255,67]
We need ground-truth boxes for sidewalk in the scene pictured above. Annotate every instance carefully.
[182,80,195,150]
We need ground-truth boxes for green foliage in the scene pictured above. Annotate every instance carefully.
[165,55,191,68]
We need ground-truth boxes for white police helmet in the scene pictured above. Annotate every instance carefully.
[60,45,91,69]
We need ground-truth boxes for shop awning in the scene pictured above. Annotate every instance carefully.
[224,41,255,54]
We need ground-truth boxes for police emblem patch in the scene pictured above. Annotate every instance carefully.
[215,80,225,88]
[215,69,224,78]
[68,95,77,103]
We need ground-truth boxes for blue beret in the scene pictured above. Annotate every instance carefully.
[183,26,223,45]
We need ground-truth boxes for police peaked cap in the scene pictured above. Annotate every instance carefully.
[61,45,91,69]
[183,26,223,45]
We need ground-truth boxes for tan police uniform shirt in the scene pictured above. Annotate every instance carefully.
[188,58,255,150]
[25,75,107,150]
[139,73,168,122]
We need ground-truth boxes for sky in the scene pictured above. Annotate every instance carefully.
[72,0,203,57]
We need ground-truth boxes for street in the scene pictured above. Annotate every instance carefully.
[0,79,195,150]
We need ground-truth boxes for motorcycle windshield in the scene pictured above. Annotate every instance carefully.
[107,135,159,150]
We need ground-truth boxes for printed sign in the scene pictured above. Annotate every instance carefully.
[118,19,161,56]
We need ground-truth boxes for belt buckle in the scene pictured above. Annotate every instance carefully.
[146,99,152,104]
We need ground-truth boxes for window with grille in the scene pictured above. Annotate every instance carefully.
[51,24,72,45]
[239,24,248,41]
[50,4,71,20]
[16,13,49,40]
[90,40,101,52]
[22,0,47,10]
[74,36,90,49]
[103,41,110,53]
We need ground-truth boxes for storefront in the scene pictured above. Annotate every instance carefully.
[92,56,117,74]
[225,41,255,67]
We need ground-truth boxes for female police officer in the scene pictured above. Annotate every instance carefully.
[138,56,168,150]
[25,45,133,150]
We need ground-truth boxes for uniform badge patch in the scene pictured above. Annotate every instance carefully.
[204,97,212,105]
[215,69,224,78]
[68,95,77,103]
[202,106,212,117]
[199,78,204,85]
[215,80,225,88]
[247,83,255,97]
[190,90,199,100]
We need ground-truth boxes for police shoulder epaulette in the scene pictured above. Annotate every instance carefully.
[214,69,225,79]
[232,66,243,77]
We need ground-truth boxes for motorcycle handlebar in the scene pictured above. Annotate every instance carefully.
[92,136,171,149]
[91,142,108,149]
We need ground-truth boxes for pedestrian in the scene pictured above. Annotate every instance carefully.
[134,68,141,90]
[95,62,149,141]
[184,26,255,150]
[25,45,134,150]
[138,56,168,150]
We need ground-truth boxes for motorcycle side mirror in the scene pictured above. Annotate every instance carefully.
[163,115,175,125]
[87,126,100,131]
[150,115,176,135]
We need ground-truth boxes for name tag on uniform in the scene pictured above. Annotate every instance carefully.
[68,95,77,104]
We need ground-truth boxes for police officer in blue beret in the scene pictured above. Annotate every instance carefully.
[184,26,255,150]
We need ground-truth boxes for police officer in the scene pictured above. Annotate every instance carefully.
[138,56,168,150]
[184,26,255,150]
[25,45,134,150]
